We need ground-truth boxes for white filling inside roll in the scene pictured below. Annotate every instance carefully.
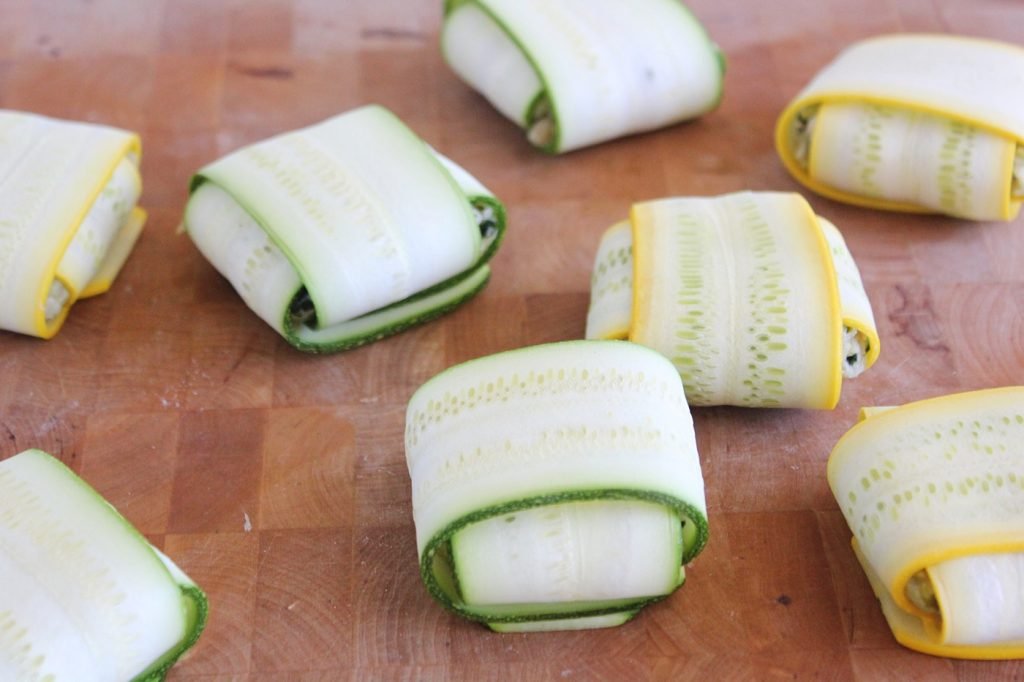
[842,327,869,379]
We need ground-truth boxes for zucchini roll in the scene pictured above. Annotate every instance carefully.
[828,388,1024,659]
[776,35,1024,221]
[441,0,724,153]
[405,341,707,631]
[586,191,880,409]
[0,449,207,680]
[184,105,506,352]
[0,111,146,339]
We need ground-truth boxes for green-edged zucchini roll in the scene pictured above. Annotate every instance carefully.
[184,105,506,353]
[0,111,146,339]
[586,191,880,409]
[0,449,207,680]
[828,388,1024,659]
[405,340,707,632]
[776,34,1024,221]
[441,0,724,153]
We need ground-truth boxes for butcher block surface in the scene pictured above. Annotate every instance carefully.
[1,1,1023,679]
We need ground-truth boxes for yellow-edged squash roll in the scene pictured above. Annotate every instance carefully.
[586,191,879,409]
[777,35,1024,221]
[829,387,1024,658]
[0,111,145,339]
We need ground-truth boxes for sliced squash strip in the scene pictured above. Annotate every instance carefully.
[816,217,880,375]
[0,111,144,339]
[584,220,633,341]
[0,449,207,681]
[185,105,506,353]
[404,340,707,631]
[442,0,723,153]
[828,387,1024,658]
[776,34,1024,220]
[620,192,847,408]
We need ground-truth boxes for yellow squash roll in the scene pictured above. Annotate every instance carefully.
[585,191,880,409]
[828,387,1024,659]
[0,111,145,339]
[776,35,1024,221]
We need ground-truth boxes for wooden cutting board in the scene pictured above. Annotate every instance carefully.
[1,1,1022,679]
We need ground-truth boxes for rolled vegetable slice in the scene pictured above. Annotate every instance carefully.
[828,387,1024,659]
[0,449,207,680]
[0,110,146,339]
[441,0,724,153]
[184,104,506,352]
[586,191,879,409]
[404,340,708,631]
[776,34,1024,221]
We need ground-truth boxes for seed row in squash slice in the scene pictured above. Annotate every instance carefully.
[184,104,506,353]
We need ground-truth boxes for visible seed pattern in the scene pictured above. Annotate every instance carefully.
[733,196,791,407]
[413,422,682,504]
[0,463,141,677]
[667,209,720,403]
[936,119,976,215]
[0,608,47,681]
[590,243,632,300]
[837,408,1024,546]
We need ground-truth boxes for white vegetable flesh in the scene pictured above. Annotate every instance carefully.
[45,157,142,323]
[453,500,683,606]
[0,450,190,681]
[927,553,1024,646]
[796,103,1018,220]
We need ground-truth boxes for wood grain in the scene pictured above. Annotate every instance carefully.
[1,1,1022,679]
